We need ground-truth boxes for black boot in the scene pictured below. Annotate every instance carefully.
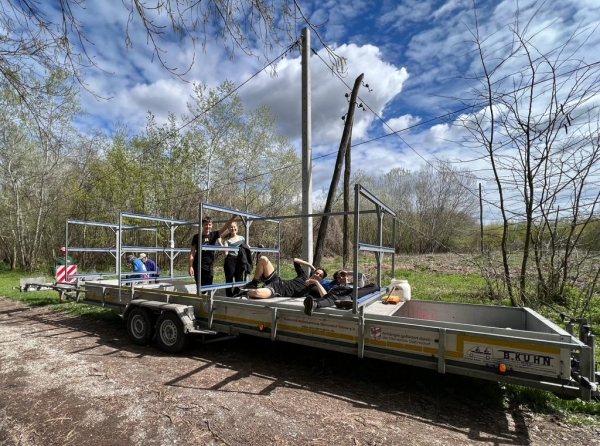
[303,296,316,316]
[335,299,353,309]
[246,279,259,289]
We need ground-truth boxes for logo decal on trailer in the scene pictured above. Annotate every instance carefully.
[467,345,493,360]
[370,327,382,340]
[498,349,553,366]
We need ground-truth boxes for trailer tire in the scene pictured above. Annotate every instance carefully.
[127,307,154,345]
[156,312,186,353]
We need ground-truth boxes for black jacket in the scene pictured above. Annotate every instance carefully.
[331,283,379,301]
[234,243,253,279]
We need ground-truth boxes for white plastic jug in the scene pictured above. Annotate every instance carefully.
[386,279,411,301]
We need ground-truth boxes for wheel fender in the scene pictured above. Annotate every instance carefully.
[123,301,155,321]
[172,306,195,333]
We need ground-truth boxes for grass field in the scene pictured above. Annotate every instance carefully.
[1,257,600,422]
[0,267,121,322]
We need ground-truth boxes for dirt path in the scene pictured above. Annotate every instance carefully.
[0,297,598,446]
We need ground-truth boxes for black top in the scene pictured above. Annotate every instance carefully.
[279,260,312,297]
[191,230,220,273]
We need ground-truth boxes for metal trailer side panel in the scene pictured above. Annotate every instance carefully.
[362,301,579,383]
[75,281,588,398]
[362,319,572,379]
[393,300,528,331]
[196,297,577,382]
[206,303,361,345]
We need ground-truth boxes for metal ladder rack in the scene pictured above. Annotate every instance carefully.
[196,202,281,329]
[352,183,397,313]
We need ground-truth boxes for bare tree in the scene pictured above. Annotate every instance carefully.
[455,5,600,306]
[410,161,478,253]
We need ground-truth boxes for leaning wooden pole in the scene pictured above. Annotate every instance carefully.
[343,133,351,269]
[313,73,364,267]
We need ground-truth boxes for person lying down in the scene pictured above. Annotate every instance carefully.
[303,270,378,315]
[236,256,327,299]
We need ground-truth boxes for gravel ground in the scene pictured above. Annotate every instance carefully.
[1,297,599,446]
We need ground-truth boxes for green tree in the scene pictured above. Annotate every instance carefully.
[183,81,301,252]
[0,71,86,269]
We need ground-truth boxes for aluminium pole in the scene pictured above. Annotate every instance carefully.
[64,221,69,282]
[301,27,313,265]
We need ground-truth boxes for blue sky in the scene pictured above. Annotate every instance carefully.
[62,0,600,210]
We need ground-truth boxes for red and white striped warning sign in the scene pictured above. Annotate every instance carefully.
[56,265,77,283]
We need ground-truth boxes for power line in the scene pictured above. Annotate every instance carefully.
[13,20,600,236]
[310,48,600,220]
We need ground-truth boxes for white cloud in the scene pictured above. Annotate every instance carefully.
[384,114,422,134]
[379,0,435,30]
[237,43,409,151]
[433,0,471,20]
[49,0,600,198]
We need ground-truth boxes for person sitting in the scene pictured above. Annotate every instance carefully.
[126,254,146,279]
[303,270,377,315]
[240,256,327,299]
[139,253,159,280]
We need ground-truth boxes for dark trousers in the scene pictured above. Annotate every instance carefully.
[224,255,243,297]
[315,294,337,309]
[194,268,214,289]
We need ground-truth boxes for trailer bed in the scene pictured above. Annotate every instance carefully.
[70,278,593,400]
[44,188,597,400]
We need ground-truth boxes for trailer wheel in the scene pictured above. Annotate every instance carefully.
[127,307,154,345]
[156,312,186,353]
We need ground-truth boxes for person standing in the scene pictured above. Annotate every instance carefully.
[139,253,159,280]
[53,247,74,270]
[220,222,246,297]
[189,214,238,288]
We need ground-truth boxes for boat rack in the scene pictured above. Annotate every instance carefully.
[32,183,598,401]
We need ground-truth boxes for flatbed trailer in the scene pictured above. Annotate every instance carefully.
[34,184,599,401]
[61,276,596,401]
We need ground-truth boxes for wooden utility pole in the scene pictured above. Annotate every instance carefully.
[343,133,351,269]
[313,73,364,267]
